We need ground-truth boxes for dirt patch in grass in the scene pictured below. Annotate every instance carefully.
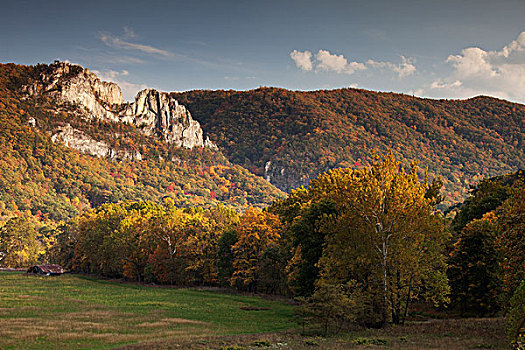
[162,317,210,325]
[0,306,39,312]
[119,318,508,350]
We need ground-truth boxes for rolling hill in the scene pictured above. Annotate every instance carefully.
[176,87,525,206]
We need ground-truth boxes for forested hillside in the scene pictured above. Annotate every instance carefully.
[2,61,524,221]
[176,88,525,206]
[0,63,284,221]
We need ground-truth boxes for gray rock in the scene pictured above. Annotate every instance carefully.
[26,61,122,122]
[25,61,217,152]
[121,89,207,149]
[51,124,142,161]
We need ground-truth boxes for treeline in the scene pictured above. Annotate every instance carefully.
[176,87,525,206]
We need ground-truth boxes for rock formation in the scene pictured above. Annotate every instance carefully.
[25,61,122,122]
[25,61,216,152]
[51,124,142,161]
[120,89,206,148]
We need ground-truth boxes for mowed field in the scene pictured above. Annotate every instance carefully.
[0,271,295,349]
[0,271,508,350]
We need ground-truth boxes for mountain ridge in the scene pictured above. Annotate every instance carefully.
[1,60,524,217]
[175,86,524,206]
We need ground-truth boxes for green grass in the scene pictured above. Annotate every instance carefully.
[0,272,508,350]
[0,272,296,349]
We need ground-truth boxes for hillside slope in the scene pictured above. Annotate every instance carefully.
[176,88,525,206]
[0,63,283,221]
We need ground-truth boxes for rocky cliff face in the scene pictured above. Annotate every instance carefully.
[121,89,212,149]
[25,61,216,154]
[51,124,142,161]
[25,61,122,122]
[264,160,310,192]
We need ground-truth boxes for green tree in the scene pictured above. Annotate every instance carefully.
[498,183,525,303]
[217,228,238,286]
[448,212,502,315]
[289,199,337,296]
[451,179,510,233]
[506,279,525,348]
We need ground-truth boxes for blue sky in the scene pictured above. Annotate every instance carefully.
[1,0,524,102]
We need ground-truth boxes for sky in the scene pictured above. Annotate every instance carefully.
[1,0,525,103]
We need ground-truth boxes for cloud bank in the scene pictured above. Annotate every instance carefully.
[424,31,525,101]
[290,49,415,78]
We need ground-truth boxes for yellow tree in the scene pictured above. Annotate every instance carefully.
[313,152,449,325]
[231,207,282,293]
[0,217,44,267]
[148,208,192,284]
[112,209,158,282]
[182,211,220,285]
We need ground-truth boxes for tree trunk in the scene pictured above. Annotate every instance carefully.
[381,242,389,325]
[402,277,413,324]
[136,262,142,282]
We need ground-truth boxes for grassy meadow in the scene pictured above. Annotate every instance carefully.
[0,271,508,350]
[0,271,295,349]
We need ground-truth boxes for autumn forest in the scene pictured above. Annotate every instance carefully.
[0,62,524,348]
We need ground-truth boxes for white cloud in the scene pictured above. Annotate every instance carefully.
[100,32,173,57]
[316,50,348,73]
[98,28,226,68]
[105,56,145,64]
[446,47,496,78]
[92,69,148,101]
[290,49,414,77]
[290,50,313,71]
[316,50,366,74]
[499,31,525,58]
[393,56,416,78]
[424,31,525,102]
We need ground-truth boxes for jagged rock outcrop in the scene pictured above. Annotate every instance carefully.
[121,89,206,148]
[25,61,122,122]
[51,124,142,161]
[24,61,216,151]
